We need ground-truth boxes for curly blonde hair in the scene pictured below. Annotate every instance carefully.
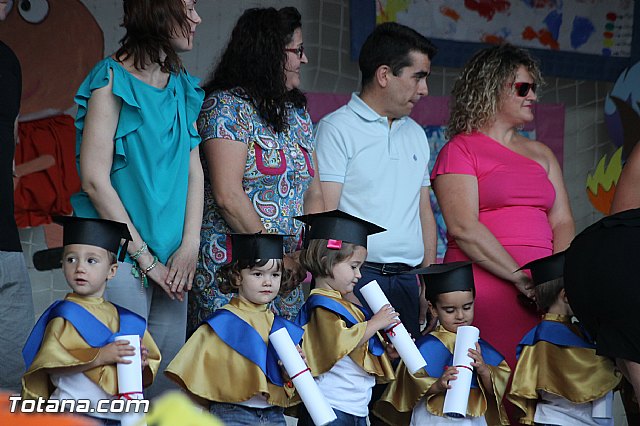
[447,44,543,138]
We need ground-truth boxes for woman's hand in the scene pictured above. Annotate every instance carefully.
[513,271,535,300]
[166,240,200,295]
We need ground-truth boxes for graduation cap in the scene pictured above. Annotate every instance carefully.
[408,261,475,300]
[229,233,285,262]
[33,216,132,271]
[518,251,565,286]
[294,209,385,249]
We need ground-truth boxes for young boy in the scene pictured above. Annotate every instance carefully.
[508,252,621,425]
[21,216,161,424]
[374,261,511,425]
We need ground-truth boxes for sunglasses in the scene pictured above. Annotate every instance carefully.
[514,82,537,97]
[285,45,305,59]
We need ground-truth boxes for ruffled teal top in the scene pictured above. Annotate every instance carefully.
[71,57,204,263]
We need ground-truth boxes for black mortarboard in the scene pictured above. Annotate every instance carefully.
[408,261,475,300]
[518,252,564,286]
[33,216,132,270]
[294,209,385,249]
[229,233,285,262]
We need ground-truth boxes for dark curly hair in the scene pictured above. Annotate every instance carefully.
[447,43,543,138]
[116,0,194,73]
[216,258,294,296]
[201,6,307,133]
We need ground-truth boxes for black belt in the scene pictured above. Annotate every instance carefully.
[362,262,415,275]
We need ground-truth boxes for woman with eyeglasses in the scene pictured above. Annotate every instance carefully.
[430,44,575,375]
[188,6,324,333]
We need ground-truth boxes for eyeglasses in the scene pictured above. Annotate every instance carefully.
[514,82,537,97]
[285,45,305,59]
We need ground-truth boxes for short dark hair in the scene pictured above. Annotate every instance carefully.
[299,239,357,279]
[202,6,306,133]
[534,277,564,313]
[359,22,437,89]
[116,0,193,73]
[216,258,293,295]
[427,289,475,306]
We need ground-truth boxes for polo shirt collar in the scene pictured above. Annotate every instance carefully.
[348,92,408,125]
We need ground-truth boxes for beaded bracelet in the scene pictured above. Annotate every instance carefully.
[131,255,158,289]
[130,242,148,261]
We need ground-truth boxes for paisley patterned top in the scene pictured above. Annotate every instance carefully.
[188,88,315,332]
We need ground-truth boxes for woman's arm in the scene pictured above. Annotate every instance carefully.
[167,144,204,294]
[204,137,266,233]
[303,151,326,214]
[419,186,437,267]
[544,148,575,252]
[78,75,175,299]
[611,143,640,214]
[433,174,533,297]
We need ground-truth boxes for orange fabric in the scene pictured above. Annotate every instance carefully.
[14,115,80,227]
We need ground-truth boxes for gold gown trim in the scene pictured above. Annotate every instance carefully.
[21,293,161,399]
[507,314,622,425]
[374,325,510,426]
[300,288,395,383]
[165,297,299,407]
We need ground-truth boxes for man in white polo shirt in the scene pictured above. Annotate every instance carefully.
[315,22,437,340]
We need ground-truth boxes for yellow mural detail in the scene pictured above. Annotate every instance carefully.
[376,0,411,23]
[586,147,623,215]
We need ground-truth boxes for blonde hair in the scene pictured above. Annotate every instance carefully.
[299,239,358,278]
[447,44,543,139]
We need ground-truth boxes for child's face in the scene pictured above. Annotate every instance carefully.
[62,244,117,298]
[326,245,367,296]
[430,291,475,333]
[238,259,282,305]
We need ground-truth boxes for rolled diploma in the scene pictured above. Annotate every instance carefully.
[592,391,613,419]
[359,280,427,374]
[269,328,336,426]
[116,335,145,426]
[443,325,479,418]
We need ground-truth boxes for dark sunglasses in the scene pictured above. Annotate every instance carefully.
[514,82,537,97]
[285,45,305,59]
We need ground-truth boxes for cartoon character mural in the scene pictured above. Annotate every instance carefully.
[587,61,640,214]
[0,0,103,228]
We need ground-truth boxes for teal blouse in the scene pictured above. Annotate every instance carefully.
[71,57,204,263]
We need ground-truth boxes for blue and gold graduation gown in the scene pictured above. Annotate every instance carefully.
[165,297,301,408]
[374,325,511,426]
[294,288,395,382]
[508,313,622,425]
[21,293,161,399]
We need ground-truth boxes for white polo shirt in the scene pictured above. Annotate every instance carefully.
[315,93,431,266]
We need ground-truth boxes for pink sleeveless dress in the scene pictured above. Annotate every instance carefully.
[431,132,556,369]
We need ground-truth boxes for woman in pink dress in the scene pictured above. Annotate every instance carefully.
[431,44,575,375]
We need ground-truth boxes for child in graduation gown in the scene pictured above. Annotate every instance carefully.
[21,217,161,424]
[375,262,511,425]
[165,233,303,426]
[294,210,397,425]
[508,252,622,425]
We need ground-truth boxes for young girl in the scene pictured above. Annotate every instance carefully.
[294,210,397,426]
[165,233,302,426]
[508,252,621,425]
[375,261,511,425]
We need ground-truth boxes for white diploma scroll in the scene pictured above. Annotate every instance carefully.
[443,325,480,418]
[116,335,146,426]
[592,391,613,419]
[268,328,337,426]
[359,280,427,374]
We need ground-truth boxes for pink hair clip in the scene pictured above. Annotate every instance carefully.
[326,239,342,250]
